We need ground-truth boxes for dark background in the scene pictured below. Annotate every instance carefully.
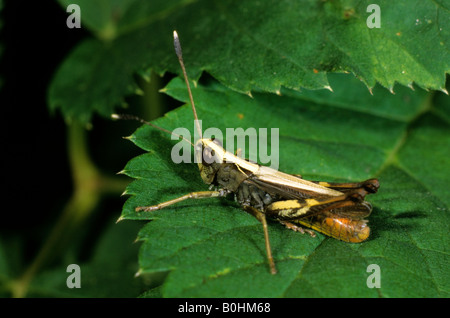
[0,1,151,271]
[1,2,79,261]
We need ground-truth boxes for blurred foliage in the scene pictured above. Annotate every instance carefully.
[0,0,448,298]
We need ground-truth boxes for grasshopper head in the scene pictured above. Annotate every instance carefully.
[195,138,225,185]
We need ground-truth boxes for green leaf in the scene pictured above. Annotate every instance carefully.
[49,0,449,123]
[120,74,450,297]
[58,0,140,39]
[24,219,146,297]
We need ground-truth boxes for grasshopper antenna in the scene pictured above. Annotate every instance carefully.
[173,30,203,141]
[111,113,194,146]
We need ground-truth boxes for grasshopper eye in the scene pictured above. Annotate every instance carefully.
[203,147,216,164]
[202,138,223,164]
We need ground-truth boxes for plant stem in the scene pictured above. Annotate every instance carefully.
[139,71,164,120]
[10,121,128,297]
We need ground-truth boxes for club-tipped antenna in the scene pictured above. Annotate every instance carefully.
[173,30,203,140]
[111,113,193,146]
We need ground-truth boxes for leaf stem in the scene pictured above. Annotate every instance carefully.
[9,121,128,297]
[141,71,164,120]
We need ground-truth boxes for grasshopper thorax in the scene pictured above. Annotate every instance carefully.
[195,138,249,192]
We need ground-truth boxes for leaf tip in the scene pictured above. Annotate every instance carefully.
[135,269,143,278]
[117,169,127,175]
[408,83,415,91]
[389,86,395,95]
[116,215,124,223]
[245,91,253,98]
[324,85,333,92]
[439,87,449,95]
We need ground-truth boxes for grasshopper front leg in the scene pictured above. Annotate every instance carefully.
[136,190,227,212]
[136,188,277,274]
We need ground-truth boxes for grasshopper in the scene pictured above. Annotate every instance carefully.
[115,31,379,274]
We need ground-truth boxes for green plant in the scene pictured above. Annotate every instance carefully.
[1,0,448,298]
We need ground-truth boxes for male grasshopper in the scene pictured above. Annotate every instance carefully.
[115,31,379,275]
